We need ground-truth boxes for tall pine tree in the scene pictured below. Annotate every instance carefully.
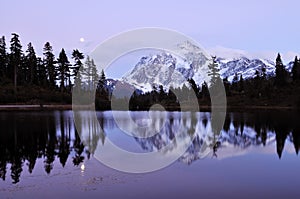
[0,36,7,81]
[97,69,107,96]
[9,33,23,92]
[275,53,287,86]
[90,59,99,90]
[36,57,48,86]
[208,56,221,87]
[84,56,99,91]
[43,42,56,88]
[24,42,38,85]
[291,56,300,81]
[71,49,84,91]
[57,48,71,92]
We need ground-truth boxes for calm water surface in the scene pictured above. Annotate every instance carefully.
[0,110,300,199]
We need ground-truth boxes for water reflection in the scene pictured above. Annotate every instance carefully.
[0,111,88,184]
[0,110,300,183]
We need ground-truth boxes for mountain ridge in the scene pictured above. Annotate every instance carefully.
[106,41,296,94]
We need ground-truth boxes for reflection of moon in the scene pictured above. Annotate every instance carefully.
[79,37,85,42]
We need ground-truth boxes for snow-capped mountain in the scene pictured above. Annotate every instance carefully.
[121,41,211,92]
[116,41,293,92]
[217,57,275,81]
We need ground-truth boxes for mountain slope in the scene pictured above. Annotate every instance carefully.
[114,41,292,92]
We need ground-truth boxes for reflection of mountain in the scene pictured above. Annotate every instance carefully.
[1,110,300,184]
[130,111,300,164]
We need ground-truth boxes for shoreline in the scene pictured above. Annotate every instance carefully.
[0,104,73,111]
[0,104,298,112]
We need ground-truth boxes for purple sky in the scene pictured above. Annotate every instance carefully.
[1,0,300,74]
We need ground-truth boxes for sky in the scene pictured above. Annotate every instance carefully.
[1,0,300,77]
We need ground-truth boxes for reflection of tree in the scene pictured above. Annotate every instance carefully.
[11,156,23,184]
[223,114,231,132]
[134,111,300,163]
[58,113,70,167]
[86,116,100,155]
[98,115,106,146]
[44,116,57,174]
[73,130,85,166]
[275,128,289,159]
[0,111,89,183]
[291,112,300,155]
[0,159,6,181]
[292,128,300,155]
[1,110,300,183]
[273,113,291,159]
[0,129,7,181]
[210,112,223,156]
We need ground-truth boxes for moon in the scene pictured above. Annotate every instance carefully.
[79,37,85,42]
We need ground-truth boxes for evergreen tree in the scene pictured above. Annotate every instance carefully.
[223,77,231,96]
[291,56,300,81]
[43,42,56,88]
[91,59,99,90]
[24,42,38,85]
[98,69,106,89]
[0,36,7,81]
[188,78,200,97]
[239,74,244,92]
[71,49,84,76]
[83,56,92,90]
[83,56,99,91]
[231,73,239,91]
[97,69,107,98]
[57,48,71,92]
[275,53,287,86]
[208,56,221,87]
[261,66,267,80]
[71,49,84,90]
[201,81,209,98]
[9,33,23,92]
[36,57,48,86]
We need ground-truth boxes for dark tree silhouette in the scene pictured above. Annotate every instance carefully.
[291,56,300,81]
[24,42,38,85]
[275,53,287,86]
[57,48,71,92]
[72,49,84,91]
[9,33,23,93]
[97,69,107,95]
[188,78,200,97]
[43,42,56,88]
[72,131,85,166]
[36,57,48,86]
[0,36,7,81]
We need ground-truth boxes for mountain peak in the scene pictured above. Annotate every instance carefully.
[118,42,293,92]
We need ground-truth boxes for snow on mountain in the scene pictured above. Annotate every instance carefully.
[131,111,281,165]
[217,57,275,81]
[112,41,294,92]
[121,41,211,92]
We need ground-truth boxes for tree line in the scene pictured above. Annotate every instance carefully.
[0,33,103,104]
[128,54,300,110]
[1,33,300,109]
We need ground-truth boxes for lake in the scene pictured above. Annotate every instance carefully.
[0,110,300,199]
